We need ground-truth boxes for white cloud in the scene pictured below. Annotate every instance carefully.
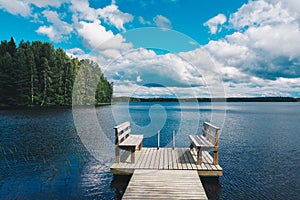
[273,0,300,20]
[76,19,132,62]
[66,47,85,58]
[36,26,59,41]
[205,0,300,81]
[25,0,68,8]
[139,16,152,25]
[0,0,70,17]
[205,39,250,67]
[36,10,72,42]
[98,4,133,31]
[0,0,31,17]
[200,0,300,97]
[229,1,294,29]
[43,10,73,33]
[71,0,133,31]
[114,82,211,98]
[136,75,142,82]
[73,0,300,97]
[100,47,223,98]
[223,76,300,97]
[154,15,172,29]
[139,15,173,29]
[204,14,227,34]
[70,0,99,21]
[77,19,115,49]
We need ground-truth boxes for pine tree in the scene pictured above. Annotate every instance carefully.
[27,48,38,105]
[41,57,51,106]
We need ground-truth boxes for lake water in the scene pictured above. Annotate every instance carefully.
[0,102,299,199]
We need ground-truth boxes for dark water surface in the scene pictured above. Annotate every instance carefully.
[0,102,299,199]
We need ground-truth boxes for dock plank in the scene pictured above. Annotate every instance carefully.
[179,148,188,170]
[171,148,178,169]
[168,148,173,169]
[153,148,160,169]
[144,148,154,169]
[140,148,149,169]
[122,170,208,200]
[158,148,164,170]
[110,148,222,176]
[163,148,168,169]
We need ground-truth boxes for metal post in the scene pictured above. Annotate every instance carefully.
[172,130,175,150]
[157,130,160,150]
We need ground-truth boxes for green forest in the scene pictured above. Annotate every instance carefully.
[0,37,113,106]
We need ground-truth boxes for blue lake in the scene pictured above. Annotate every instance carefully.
[0,102,300,199]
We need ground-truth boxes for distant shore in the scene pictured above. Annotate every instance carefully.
[112,96,299,103]
[1,97,299,108]
[0,102,112,108]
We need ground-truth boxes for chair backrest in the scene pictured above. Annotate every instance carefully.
[202,122,220,147]
[114,121,131,145]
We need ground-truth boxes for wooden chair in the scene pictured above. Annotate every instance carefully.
[114,121,143,163]
[189,122,220,165]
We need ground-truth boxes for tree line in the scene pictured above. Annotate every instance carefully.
[0,37,113,106]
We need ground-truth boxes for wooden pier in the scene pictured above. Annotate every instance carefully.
[122,170,208,200]
[110,148,222,176]
[111,122,222,199]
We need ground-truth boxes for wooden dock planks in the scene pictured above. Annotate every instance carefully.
[122,170,208,200]
[110,148,222,176]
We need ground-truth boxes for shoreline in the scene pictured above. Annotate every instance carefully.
[113,96,299,103]
[1,97,299,108]
[0,103,113,109]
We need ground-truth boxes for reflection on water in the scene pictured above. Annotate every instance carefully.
[0,107,119,199]
[201,177,222,200]
[1,102,300,199]
[110,175,131,200]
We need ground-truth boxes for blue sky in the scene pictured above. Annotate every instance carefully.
[0,0,300,98]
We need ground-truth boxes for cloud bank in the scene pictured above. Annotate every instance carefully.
[0,0,299,97]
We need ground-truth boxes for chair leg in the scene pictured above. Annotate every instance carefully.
[213,151,218,165]
[190,143,194,151]
[130,148,135,163]
[115,146,120,163]
[197,148,202,165]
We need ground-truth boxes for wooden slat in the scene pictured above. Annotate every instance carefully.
[182,148,193,170]
[119,135,143,147]
[168,148,173,169]
[190,149,208,170]
[204,122,220,130]
[153,148,160,169]
[118,128,131,142]
[158,148,164,169]
[185,148,197,170]
[174,148,182,170]
[202,153,213,170]
[126,149,143,169]
[189,135,214,149]
[139,148,150,169]
[171,148,178,169]
[114,121,130,130]
[163,148,168,169]
[178,148,188,170]
[149,148,158,169]
[203,151,222,171]
[122,170,208,200]
[145,148,155,168]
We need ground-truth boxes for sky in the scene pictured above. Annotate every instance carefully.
[0,0,300,98]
